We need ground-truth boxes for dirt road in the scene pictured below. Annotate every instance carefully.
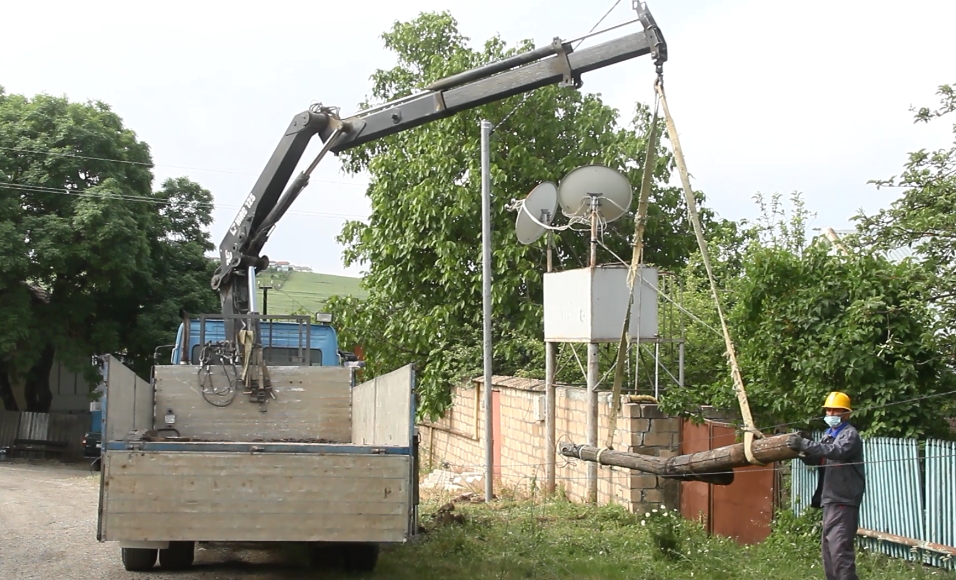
[0,460,340,579]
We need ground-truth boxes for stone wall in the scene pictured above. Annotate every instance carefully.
[418,375,683,514]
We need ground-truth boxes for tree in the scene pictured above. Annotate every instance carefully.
[106,176,219,375]
[732,243,953,439]
[661,192,955,439]
[0,87,217,411]
[653,192,783,407]
[854,83,956,360]
[326,12,728,419]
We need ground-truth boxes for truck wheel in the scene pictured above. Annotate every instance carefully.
[308,542,341,568]
[342,543,379,573]
[159,541,195,569]
[121,547,157,571]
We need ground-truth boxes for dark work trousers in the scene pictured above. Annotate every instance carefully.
[822,504,860,580]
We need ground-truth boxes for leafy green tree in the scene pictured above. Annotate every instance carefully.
[114,177,218,372]
[661,192,955,439]
[0,87,217,411]
[854,83,956,360]
[651,195,764,403]
[326,11,726,419]
[730,243,953,438]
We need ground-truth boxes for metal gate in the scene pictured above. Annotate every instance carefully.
[680,418,777,544]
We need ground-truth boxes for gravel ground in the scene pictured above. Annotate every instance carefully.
[0,459,333,580]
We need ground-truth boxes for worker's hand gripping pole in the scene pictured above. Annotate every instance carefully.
[653,78,765,465]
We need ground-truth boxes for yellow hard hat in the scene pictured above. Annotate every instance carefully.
[822,391,851,411]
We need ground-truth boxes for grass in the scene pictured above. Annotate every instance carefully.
[254,270,367,316]
[317,494,956,580]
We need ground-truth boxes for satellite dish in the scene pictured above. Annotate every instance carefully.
[515,181,559,245]
[557,164,632,223]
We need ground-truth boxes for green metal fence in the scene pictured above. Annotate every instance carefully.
[925,439,956,569]
[791,433,955,570]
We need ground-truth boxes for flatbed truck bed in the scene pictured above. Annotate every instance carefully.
[96,356,418,572]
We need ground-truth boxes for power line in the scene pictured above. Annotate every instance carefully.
[574,0,625,50]
[631,388,956,452]
[419,435,956,481]
[0,145,369,189]
[420,390,956,476]
[590,236,956,446]
[492,0,625,131]
[429,450,956,478]
[0,182,369,221]
[598,239,724,337]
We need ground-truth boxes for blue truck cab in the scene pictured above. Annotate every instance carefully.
[170,318,341,367]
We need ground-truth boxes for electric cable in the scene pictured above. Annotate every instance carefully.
[493,0,624,132]
[0,182,368,220]
[0,145,368,188]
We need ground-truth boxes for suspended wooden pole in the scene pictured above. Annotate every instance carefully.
[559,433,802,486]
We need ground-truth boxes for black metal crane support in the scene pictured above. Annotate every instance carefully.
[211,2,667,346]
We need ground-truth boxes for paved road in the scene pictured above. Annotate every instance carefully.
[0,460,336,579]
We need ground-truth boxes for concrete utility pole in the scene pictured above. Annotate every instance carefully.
[480,119,495,503]
[544,232,557,495]
[586,194,600,504]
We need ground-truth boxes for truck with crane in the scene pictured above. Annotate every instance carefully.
[94,3,667,573]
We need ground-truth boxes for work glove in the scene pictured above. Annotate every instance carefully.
[786,433,805,452]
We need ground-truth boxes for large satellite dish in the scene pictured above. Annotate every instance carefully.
[557,164,632,223]
[515,181,559,245]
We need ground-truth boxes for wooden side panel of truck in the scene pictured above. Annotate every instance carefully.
[101,451,411,542]
[97,358,418,546]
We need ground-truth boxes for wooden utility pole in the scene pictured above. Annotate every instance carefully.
[559,432,802,486]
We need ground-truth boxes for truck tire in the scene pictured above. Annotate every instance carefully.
[121,547,157,571]
[342,543,379,573]
[308,542,339,568]
[158,541,195,569]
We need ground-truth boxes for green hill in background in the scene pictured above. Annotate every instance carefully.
[254,270,366,316]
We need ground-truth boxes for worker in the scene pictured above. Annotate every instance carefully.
[788,391,866,580]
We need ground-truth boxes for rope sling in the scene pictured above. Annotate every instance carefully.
[603,75,765,465]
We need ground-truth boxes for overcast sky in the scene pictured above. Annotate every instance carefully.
[3,0,953,277]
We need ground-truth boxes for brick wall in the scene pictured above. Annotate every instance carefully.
[419,375,682,514]
[419,382,484,474]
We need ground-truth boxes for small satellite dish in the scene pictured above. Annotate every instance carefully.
[515,181,559,245]
[557,164,632,223]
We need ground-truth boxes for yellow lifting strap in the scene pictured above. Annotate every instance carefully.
[653,79,765,465]
[604,88,661,451]
[238,329,255,382]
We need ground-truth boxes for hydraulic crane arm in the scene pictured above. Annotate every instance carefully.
[211,2,666,344]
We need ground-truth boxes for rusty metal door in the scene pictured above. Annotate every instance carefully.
[680,419,775,544]
[680,419,711,527]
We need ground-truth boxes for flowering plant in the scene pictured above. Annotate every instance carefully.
[641,506,683,561]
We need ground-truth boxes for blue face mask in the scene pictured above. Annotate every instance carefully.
[824,415,843,428]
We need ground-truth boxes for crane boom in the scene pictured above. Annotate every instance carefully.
[211,2,667,346]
